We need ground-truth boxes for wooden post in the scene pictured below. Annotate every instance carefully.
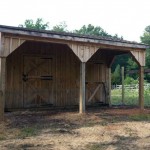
[0,57,6,121]
[108,67,112,106]
[121,67,125,105]
[139,66,144,110]
[79,62,86,113]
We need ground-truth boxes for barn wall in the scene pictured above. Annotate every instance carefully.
[5,41,109,109]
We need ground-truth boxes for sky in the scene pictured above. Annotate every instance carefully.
[0,0,150,42]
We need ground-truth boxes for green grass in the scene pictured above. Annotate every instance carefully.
[0,135,6,141]
[111,89,150,106]
[18,126,38,138]
[129,114,150,121]
[86,143,107,150]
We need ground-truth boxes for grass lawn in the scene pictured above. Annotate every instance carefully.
[111,89,150,106]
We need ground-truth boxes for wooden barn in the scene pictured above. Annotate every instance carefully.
[0,25,148,120]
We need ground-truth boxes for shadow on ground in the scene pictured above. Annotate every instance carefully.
[86,135,150,150]
[2,107,150,139]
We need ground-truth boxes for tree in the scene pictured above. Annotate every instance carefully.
[74,24,123,40]
[112,54,130,72]
[52,21,68,32]
[140,25,150,81]
[74,24,110,37]
[141,25,150,67]
[112,64,121,84]
[141,25,150,45]
[19,18,49,30]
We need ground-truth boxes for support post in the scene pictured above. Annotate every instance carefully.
[108,67,112,106]
[139,66,144,110]
[121,67,125,105]
[0,57,6,121]
[79,62,86,113]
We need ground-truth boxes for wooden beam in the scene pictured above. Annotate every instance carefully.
[139,66,144,110]
[1,33,147,61]
[0,36,26,57]
[68,43,99,62]
[108,68,112,106]
[0,26,148,49]
[127,68,150,74]
[88,84,101,102]
[130,51,145,66]
[106,55,116,68]
[79,62,86,113]
[0,57,6,121]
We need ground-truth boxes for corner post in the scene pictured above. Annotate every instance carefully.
[139,66,144,110]
[0,57,6,121]
[79,62,86,113]
[108,67,112,107]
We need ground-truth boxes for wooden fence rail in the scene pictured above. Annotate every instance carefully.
[112,83,150,90]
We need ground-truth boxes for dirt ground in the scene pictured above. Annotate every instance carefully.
[0,107,150,150]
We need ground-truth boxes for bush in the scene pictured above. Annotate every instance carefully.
[124,76,138,85]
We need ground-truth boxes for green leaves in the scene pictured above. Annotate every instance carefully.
[112,64,121,84]
[52,21,68,32]
[74,24,110,37]
[19,18,49,30]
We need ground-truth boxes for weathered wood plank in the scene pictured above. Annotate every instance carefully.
[0,57,6,121]
[139,66,144,110]
[0,33,5,56]
[88,84,101,102]
[79,62,86,113]
[68,43,99,62]
[130,51,145,66]
[108,67,112,106]
[0,26,148,49]
[1,37,26,57]
[5,40,145,110]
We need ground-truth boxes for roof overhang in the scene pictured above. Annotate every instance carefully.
[0,25,149,50]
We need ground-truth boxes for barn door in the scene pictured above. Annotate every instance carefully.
[23,55,53,108]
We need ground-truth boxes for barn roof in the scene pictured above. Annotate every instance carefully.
[0,25,149,49]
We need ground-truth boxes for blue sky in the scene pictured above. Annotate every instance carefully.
[0,0,150,42]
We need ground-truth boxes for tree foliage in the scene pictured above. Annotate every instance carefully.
[140,25,150,68]
[74,24,123,40]
[19,18,49,30]
[112,64,121,85]
[52,21,68,32]
[74,24,110,37]
[140,25,150,82]
[141,25,150,45]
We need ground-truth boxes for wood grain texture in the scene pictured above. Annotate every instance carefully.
[1,33,146,67]
[68,43,99,62]
[79,62,86,113]
[139,66,144,110]
[130,51,145,66]
[5,41,110,109]
[0,26,148,49]
[0,58,6,120]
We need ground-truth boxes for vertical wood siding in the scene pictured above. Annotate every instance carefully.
[5,41,108,109]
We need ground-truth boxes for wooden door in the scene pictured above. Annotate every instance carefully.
[23,55,53,108]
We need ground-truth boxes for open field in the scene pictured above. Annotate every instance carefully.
[0,108,150,150]
[111,89,150,106]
